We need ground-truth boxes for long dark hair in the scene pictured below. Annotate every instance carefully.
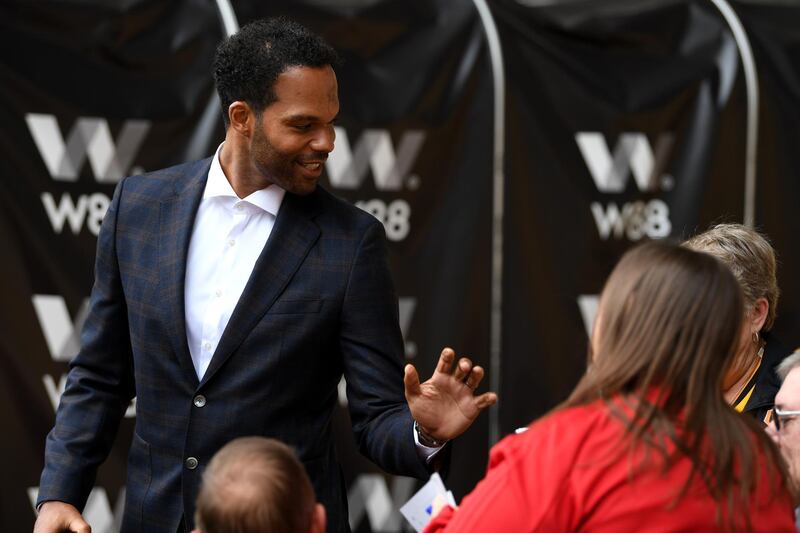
[565,241,789,526]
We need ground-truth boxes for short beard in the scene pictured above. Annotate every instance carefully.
[250,125,301,194]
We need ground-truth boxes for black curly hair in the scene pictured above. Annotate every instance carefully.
[213,17,340,127]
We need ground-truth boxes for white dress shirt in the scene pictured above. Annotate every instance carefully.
[184,144,285,379]
[183,144,442,459]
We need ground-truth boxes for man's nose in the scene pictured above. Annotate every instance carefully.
[311,125,335,153]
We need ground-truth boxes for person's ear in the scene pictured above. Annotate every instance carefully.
[309,503,326,533]
[749,297,769,336]
[227,101,254,138]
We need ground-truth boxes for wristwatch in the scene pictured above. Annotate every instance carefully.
[415,420,446,447]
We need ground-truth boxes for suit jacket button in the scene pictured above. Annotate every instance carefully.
[185,457,198,470]
[193,395,206,408]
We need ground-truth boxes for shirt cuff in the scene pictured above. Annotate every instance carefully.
[413,423,445,463]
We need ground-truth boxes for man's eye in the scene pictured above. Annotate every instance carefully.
[293,124,312,131]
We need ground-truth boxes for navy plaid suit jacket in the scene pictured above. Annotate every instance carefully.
[38,158,430,532]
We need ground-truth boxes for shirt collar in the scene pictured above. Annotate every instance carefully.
[204,143,286,216]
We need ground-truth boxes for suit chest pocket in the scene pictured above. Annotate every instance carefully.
[268,298,323,315]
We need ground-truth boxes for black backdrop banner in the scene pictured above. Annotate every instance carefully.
[493,0,800,435]
[493,0,749,433]
[2,0,800,531]
[1,1,226,531]
[736,0,800,347]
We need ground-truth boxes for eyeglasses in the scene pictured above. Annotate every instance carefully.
[773,407,800,431]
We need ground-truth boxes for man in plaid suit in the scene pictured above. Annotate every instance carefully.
[34,18,497,533]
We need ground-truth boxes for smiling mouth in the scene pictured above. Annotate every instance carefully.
[298,162,322,170]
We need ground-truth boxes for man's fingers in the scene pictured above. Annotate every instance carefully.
[404,364,422,397]
[453,358,472,382]
[69,518,91,533]
[464,366,485,390]
[435,347,455,374]
[474,392,498,410]
[34,502,88,533]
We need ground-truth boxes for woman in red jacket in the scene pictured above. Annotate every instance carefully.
[426,241,795,532]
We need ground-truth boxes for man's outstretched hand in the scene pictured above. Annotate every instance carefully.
[404,347,498,442]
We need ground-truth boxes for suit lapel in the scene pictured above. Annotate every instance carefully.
[199,191,321,387]
[159,159,210,389]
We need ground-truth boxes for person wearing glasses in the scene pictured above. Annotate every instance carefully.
[425,242,795,532]
[767,351,800,529]
[684,224,790,424]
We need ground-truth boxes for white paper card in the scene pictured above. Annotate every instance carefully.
[399,472,452,532]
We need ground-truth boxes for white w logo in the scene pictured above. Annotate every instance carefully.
[25,113,150,183]
[326,127,425,191]
[348,474,416,532]
[32,294,89,362]
[575,132,673,193]
[33,294,136,417]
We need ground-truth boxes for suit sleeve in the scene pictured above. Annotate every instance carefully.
[37,178,136,510]
[339,219,430,479]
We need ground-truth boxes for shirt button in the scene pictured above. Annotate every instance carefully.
[228,239,235,247]
[193,395,206,408]
[185,457,198,470]
[203,342,212,351]
[235,204,243,211]
[215,289,222,298]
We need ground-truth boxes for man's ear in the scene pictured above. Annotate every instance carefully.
[227,101,254,137]
[309,503,326,533]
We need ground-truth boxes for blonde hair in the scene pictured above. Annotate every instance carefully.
[195,437,316,533]
[684,223,779,331]
[777,352,800,382]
